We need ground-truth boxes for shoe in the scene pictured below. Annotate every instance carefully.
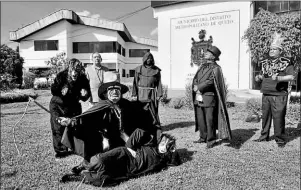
[60,173,84,183]
[193,139,206,144]
[275,140,286,148]
[72,165,85,175]
[253,138,269,142]
[55,150,74,159]
[206,140,217,149]
[277,143,286,148]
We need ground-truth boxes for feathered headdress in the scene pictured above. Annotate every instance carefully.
[270,31,285,50]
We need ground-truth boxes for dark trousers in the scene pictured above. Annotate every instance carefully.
[260,95,287,142]
[49,96,81,154]
[195,106,216,143]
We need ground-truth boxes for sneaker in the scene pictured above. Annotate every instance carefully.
[55,151,73,159]
[60,173,84,183]
[72,165,85,175]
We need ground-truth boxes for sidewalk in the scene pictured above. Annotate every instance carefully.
[167,89,262,104]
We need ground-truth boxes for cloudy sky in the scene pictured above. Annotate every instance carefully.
[1,1,158,49]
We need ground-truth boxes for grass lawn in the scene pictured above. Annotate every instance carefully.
[1,90,300,190]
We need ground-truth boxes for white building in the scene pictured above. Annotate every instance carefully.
[151,1,301,90]
[9,9,158,84]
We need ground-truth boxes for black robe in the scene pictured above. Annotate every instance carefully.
[82,128,181,187]
[192,64,232,140]
[61,99,162,161]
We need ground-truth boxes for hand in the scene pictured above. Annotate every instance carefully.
[127,147,137,158]
[131,96,137,101]
[80,89,88,97]
[255,75,263,82]
[193,85,198,92]
[271,74,278,81]
[61,87,68,96]
[58,117,71,126]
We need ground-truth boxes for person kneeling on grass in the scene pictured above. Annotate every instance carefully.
[60,128,181,187]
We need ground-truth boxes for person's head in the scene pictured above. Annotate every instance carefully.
[98,72,129,102]
[269,46,282,59]
[205,46,221,62]
[67,58,84,81]
[91,52,102,67]
[269,31,284,59]
[158,133,176,154]
[143,51,155,66]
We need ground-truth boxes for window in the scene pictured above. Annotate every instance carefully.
[73,42,116,53]
[129,70,135,77]
[129,49,150,57]
[122,69,126,77]
[122,47,126,57]
[254,1,301,14]
[34,40,58,51]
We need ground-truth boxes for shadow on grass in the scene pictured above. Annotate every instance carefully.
[224,128,258,149]
[176,148,195,164]
[1,170,17,178]
[162,121,195,132]
[284,126,301,143]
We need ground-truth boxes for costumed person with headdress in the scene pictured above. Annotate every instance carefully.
[192,46,231,149]
[59,72,162,175]
[60,128,181,187]
[132,51,163,121]
[49,58,91,158]
[253,31,295,148]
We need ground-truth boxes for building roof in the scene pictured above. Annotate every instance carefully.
[9,9,157,47]
[151,1,189,8]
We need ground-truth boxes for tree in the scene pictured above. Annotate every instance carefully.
[45,52,69,75]
[243,8,301,70]
[0,44,24,89]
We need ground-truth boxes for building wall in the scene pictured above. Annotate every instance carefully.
[20,20,71,69]
[19,20,158,81]
[153,1,252,89]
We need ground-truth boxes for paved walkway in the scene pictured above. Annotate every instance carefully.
[167,89,262,104]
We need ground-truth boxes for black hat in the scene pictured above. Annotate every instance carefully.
[98,72,128,98]
[207,46,221,61]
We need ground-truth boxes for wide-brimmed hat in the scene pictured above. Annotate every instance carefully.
[98,72,128,98]
[207,46,221,61]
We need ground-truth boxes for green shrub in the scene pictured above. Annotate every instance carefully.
[167,97,186,109]
[22,71,36,89]
[245,98,262,116]
[160,85,170,105]
[0,89,38,104]
[289,94,300,104]
[0,44,24,88]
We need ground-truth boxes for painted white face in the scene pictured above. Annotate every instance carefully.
[269,47,281,58]
[92,53,102,67]
[158,136,175,154]
[70,69,79,81]
[107,86,121,103]
[204,51,215,60]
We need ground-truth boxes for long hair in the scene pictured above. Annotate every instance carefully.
[67,58,84,82]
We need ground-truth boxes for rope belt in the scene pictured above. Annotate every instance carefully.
[138,86,155,90]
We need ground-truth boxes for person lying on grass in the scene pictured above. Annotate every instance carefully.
[61,128,181,187]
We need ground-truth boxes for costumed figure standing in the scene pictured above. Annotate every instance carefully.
[192,46,232,148]
[49,58,91,158]
[132,52,163,122]
[253,31,295,148]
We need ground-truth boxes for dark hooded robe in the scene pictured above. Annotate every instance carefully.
[192,63,231,141]
[132,52,163,120]
[61,98,162,161]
